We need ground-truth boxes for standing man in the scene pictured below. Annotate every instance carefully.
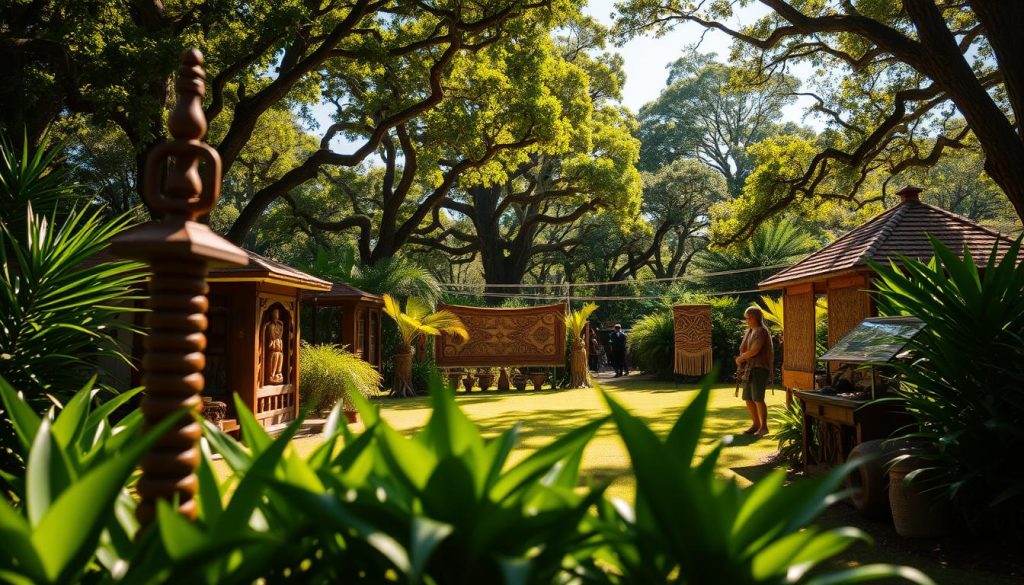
[736,307,774,436]
[589,326,603,372]
[610,324,628,377]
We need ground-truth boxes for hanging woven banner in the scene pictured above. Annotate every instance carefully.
[435,303,566,368]
[673,304,713,376]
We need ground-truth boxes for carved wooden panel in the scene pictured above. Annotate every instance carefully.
[436,303,566,367]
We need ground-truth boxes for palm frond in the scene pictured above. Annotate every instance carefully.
[566,302,599,341]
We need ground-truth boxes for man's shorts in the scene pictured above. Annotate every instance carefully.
[742,367,769,402]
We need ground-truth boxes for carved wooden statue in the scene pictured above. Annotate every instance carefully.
[262,308,286,385]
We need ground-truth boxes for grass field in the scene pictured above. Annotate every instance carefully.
[283,371,786,501]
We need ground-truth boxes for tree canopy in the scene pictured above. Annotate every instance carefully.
[614,0,1024,242]
[638,52,796,196]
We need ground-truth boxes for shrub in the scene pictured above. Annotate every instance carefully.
[770,401,811,465]
[299,342,381,413]
[628,310,675,377]
[412,356,442,395]
[872,236,1024,535]
[0,138,144,474]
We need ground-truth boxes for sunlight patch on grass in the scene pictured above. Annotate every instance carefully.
[269,375,787,502]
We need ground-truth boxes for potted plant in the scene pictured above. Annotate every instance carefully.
[512,369,529,391]
[462,372,476,392]
[527,368,548,391]
[299,342,381,423]
[476,367,496,391]
[382,295,467,398]
[871,238,1024,534]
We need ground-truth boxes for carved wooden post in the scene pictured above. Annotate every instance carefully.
[112,49,247,525]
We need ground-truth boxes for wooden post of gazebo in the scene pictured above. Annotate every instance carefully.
[111,50,247,524]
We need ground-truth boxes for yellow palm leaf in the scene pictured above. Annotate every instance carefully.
[565,302,599,342]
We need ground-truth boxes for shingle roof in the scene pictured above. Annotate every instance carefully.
[208,249,331,291]
[759,186,1017,290]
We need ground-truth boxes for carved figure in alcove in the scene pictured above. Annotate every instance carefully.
[262,308,286,384]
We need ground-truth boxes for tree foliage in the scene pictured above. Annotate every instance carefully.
[614,0,1024,241]
[638,52,796,196]
[2,0,585,245]
[399,17,643,287]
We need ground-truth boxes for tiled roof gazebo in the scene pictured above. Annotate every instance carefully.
[760,185,1015,391]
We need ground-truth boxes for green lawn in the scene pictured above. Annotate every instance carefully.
[285,372,786,502]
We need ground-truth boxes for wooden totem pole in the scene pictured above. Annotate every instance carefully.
[112,49,247,524]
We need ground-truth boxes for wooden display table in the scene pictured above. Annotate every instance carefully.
[795,390,911,473]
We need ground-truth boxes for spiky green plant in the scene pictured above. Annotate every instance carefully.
[871,236,1024,534]
[0,205,144,397]
[0,133,81,238]
[696,218,819,291]
[770,401,811,465]
[627,310,675,377]
[0,373,935,584]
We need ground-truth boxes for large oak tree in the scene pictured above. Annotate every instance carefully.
[638,53,795,196]
[2,0,577,245]
[615,0,1024,241]
[416,19,643,288]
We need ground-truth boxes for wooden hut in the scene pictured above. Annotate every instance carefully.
[758,186,1015,469]
[759,185,1015,391]
[300,283,384,369]
[203,250,331,431]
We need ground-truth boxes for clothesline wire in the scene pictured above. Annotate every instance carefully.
[441,288,766,302]
[435,263,790,289]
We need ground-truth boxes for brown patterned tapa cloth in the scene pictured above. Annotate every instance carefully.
[435,303,566,367]
[673,304,713,376]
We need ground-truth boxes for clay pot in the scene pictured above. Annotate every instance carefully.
[497,368,511,391]
[447,369,464,390]
[343,410,358,424]
[513,374,528,391]
[889,455,952,538]
[462,375,476,392]
[528,371,548,391]
[476,373,496,391]
[477,372,497,391]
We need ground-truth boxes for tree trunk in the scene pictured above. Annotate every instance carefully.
[390,347,416,398]
[905,0,1024,222]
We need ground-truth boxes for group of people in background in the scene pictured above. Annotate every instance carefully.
[587,323,630,377]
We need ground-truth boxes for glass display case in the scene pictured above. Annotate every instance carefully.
[815,316,926,401]
[796,316,924,471]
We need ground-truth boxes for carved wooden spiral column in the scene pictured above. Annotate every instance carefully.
[112,49,247,525]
